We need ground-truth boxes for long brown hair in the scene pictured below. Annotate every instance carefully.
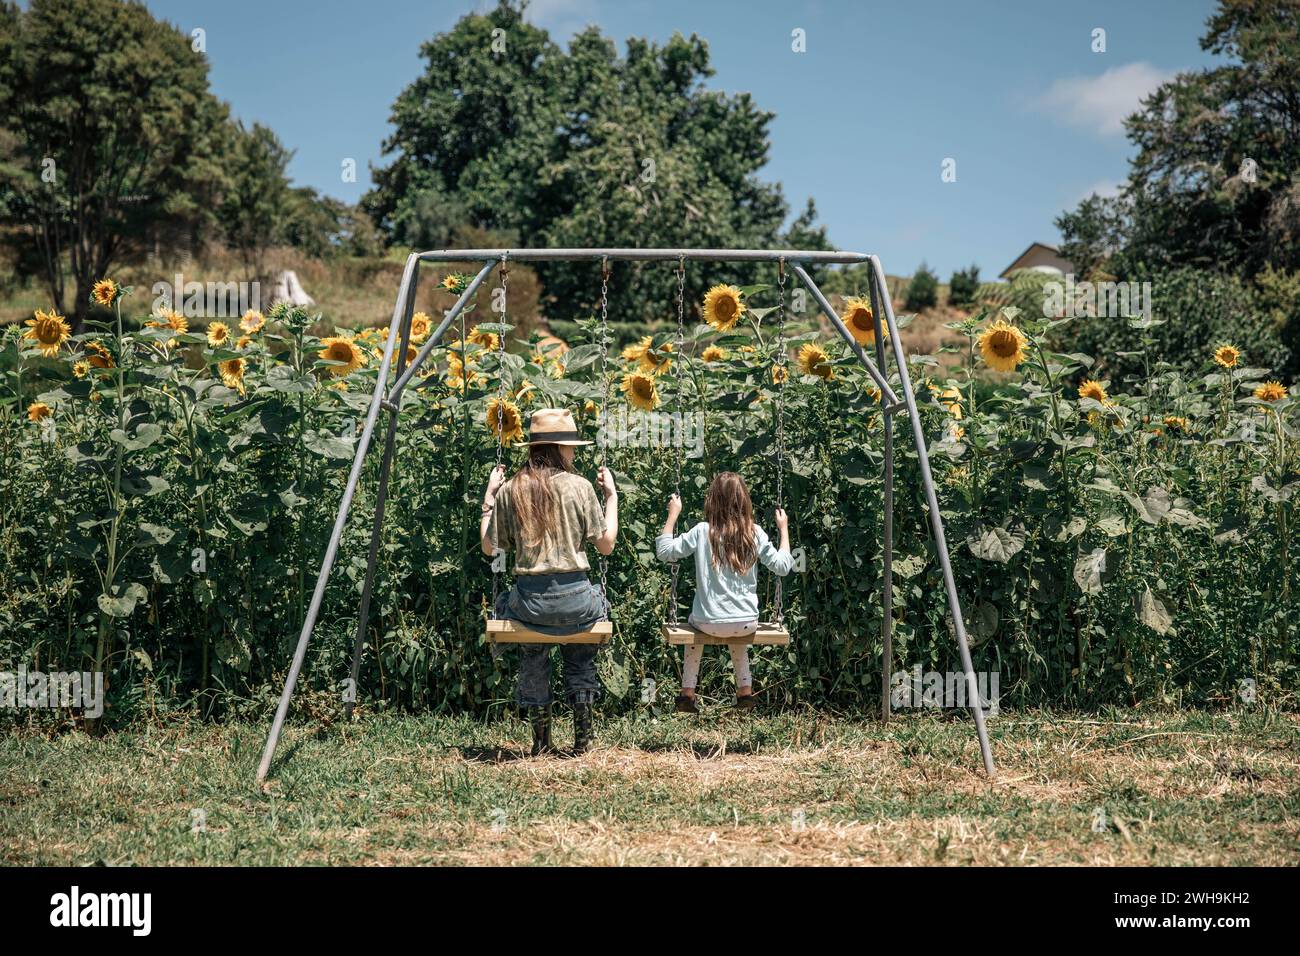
[510,444,572,547]
[705,472,757,574]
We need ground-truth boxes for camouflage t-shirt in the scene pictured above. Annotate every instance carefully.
[488,471,606,575]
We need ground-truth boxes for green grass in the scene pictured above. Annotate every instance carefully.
[2,707,1296,866]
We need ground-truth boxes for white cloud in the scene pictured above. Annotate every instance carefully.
[521,0,599,30]
[1076,180,1122,204]
[1036,62,1174,137]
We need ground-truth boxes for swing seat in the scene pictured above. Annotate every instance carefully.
[485,619,612,645]
[660,622,791,646]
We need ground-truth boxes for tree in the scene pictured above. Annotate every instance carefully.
[905,263,938,312]
[364,1,827,327]
[1057,0,1300,278]
[219,121,294,281]
[948,263,980,309]
[0,0,229,328]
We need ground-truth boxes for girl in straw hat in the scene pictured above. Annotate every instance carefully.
[481,407,618,755]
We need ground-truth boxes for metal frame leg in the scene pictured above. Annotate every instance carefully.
[869,272,894,725]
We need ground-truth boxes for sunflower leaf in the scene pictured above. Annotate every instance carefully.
[98,582,148,618]
[966,527,1025,563]
[1073,548,1106,595]
[1139,586,1175,636]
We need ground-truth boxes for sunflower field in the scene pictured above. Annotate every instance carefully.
[1,273,1297,727]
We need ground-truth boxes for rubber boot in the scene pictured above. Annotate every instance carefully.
[572,703,594,755]
[529,705,554,756]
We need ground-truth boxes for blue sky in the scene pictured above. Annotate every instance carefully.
[135,0,1220,278]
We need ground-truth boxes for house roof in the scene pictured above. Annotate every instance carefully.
[999,242,1073,279]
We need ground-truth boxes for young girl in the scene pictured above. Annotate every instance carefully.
[655,472,792,713]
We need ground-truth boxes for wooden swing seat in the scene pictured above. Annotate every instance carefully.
[660,623,791,646]
[485,619,612,645]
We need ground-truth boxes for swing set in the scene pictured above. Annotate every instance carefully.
[254,248,997,783]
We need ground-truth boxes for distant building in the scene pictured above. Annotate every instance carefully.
[999,242,1074,279]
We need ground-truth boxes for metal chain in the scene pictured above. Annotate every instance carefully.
[773,259,788,625]
[668,256,686,624]
[597,258,611,608]
[491,255,509,612]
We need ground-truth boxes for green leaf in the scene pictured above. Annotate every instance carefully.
[1139,586,1174,636]
[98,582,148,618]
[1074,548,1106,596]
[966,527,1025,563]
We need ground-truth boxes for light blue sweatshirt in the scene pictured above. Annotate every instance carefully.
[655,522,793,624]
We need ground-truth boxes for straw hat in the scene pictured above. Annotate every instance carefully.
[527,407,593,446]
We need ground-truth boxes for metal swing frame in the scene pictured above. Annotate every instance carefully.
[254,248,996,783]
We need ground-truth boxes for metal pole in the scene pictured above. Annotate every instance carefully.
[344,263,420,719]
[255,253,419,784]
[791,265,900,407]
[389,261,496,401]
[869,270,894,725]
[870,256,995,775]
[418,248,871,264]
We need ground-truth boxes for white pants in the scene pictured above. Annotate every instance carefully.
[681,616,756,690]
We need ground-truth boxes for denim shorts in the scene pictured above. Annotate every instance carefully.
[494,571,609,636]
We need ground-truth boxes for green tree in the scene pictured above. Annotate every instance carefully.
[948,263,980,308]
[0,0,229,328]
[219,121,295,281]
[905,263,938,311]
[364,1,826,327]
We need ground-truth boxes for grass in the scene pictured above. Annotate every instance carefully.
[2,706,1296,866]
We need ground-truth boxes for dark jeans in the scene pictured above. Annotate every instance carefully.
[494,571,608,708]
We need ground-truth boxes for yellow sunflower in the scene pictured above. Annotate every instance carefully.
[236,335,253,350]
[486,397,525,445]
[219,357,248,396]
[467,326,499,351]
[409,312,432,343]
[146,309,189,347]
[937,385,963,418]
[240,310,265,334]
[1163,415,1188,431]
[771,364,788,385]
[1255,380,1288,402]
[621,336,652,365]
[797,342,834,380]
[318,334,368,377]
[23,309,71,356]
[72,360,90,379]
[1078,379,1108,403]
[976,318,1028,372]
[701,346,728,363]
[207,322,231,348]
[91,278,118,307]
[27,401,52,423]
[1213,344,1240,369]
[446,350,481,390]
[621,371,660,410]
[84,341,114,369]
[513,379,537,404]
[640,341,674,376]
[703,285,746,332]
[841,296,883,346]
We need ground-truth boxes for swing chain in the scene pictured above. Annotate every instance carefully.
[773,258,787,625]
[597,257,611,608]
[491,255,509,612]
[667,256,687,624]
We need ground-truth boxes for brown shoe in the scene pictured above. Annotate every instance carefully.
[675,694,699,715]
[734,693,757,712]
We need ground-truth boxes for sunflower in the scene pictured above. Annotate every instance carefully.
[91,278,118,307]
[84,341,114,369]
[931,385,963,418]
[771,364,788,385]
[1078,379,1108,403]
[409,312,432,343]
[513,379,537,404]
[206,322,231,348]
[72,360,90,379]
[236,335,253,350]
[146,309,188,347]
[976,318,1028,372]
[703,285,746,332]
[621,371,660,410]
[318,334,368,377]
[797,343,834,380]
[701,346,728,363]
[486,397,525,445]
[640,341,674,376]
[441,273,471,295]
[621,336,652,365]
[219,357,247,396]
[27,401,52,423]
[23,310,71,356]
[546,358,565,380]
[1255,380,1288,402]
[1213,344,1240,369]
[467,326,499,351]
[240,310,265,334]
[446,350,481,390]
[841,297,883,346]
[583,399,599,419]
[330,380,349,392]
[1163,415,1188,431]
